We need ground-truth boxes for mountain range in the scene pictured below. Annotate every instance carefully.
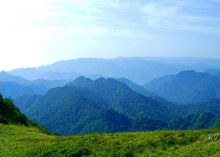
[7,57,220,85]
[1,57,220,135]
[14,76,220,135]
[0,72,69,98]
[144,70,220,104]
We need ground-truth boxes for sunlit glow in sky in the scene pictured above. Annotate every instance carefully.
[0,0,220,70]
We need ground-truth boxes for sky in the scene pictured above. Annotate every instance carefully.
[0,0,220,71]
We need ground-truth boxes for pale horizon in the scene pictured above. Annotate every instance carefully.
[1,55,219,72]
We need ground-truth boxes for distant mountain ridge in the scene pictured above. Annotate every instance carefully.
[144,70,220,104]
[7,68,80,81]
[7,57,220,84]
[0,72,69,98]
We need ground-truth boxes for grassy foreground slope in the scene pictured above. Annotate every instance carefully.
[1,124,220,157]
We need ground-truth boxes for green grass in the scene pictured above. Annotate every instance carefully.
[0,124,220,157]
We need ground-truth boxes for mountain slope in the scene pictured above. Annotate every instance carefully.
[67,77,174,120]
[117,77,156,97]
[144,70,220,104]
[184,99,220,116]
[14,95,42,112]
[0,94,29,125]
[15,77,220,135]
[168,112,220,130]
[25,86,133,135]
[18,77,175,135]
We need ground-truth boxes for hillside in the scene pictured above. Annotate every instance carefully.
[0,94,30,125]
[0,94,53,133]
[23,86,133,135]
[14,95,42,112]
[144,70,220,104]
[1,123,220,157]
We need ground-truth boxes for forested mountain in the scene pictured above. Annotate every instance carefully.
[168,112,220,130]
[183,99,220,116]
[13,77,219,135]
[144,70,220,104]
[14,95,42,112]
[24,86,132,135]
[8,57,220,85]
[0,93,53,136]
[20,77,174,135]
[66,77,174,120]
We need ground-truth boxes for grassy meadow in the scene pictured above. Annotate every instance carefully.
[1,124,220,157]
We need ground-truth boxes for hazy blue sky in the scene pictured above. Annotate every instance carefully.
[0,0,220,70]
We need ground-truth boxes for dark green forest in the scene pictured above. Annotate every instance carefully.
[13,77,220,135]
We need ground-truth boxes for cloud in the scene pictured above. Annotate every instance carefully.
[0,0,220,70]
[139,1,220,34]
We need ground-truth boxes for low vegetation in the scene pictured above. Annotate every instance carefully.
[1,124,220,157]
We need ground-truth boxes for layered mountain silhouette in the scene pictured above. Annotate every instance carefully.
[117,78,156,97]
[7,57,220,85]
[20,77,175,135]
[0,72,69,98]
[144,70,220,104]
[2,58,220,135]
[13,76,219,135]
